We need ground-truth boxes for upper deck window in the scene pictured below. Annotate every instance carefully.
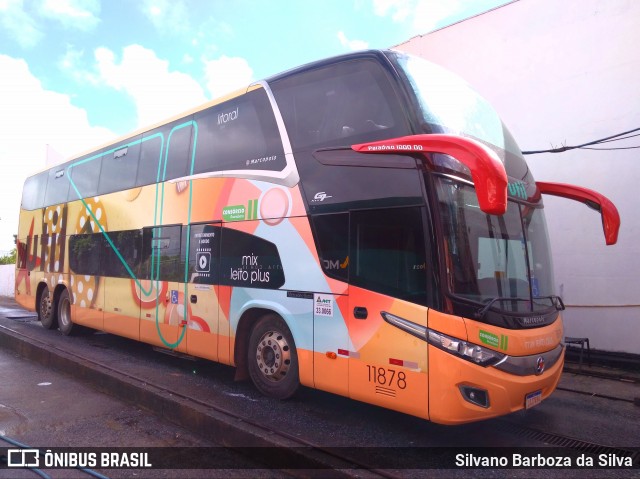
[271,58,406,150]
[193,88,286,175]
[98,136,142,195]
[22,171,47,210]
[43,166,70,207]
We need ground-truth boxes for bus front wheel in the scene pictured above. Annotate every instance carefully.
[248,314,299,400]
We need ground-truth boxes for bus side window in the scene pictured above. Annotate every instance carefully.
[43,167,70,208]
[311,213,349,282]
[193,89,286,175]
[69,233,103,276]
[22,172,47,211]
[137,132,163,187]
[140,226,183,282]
[102,230,142,278]
[271,58,403,150]
[67,153,102,202]
[164,120,193,181]
[350,207,428,306]
[98,137,141,196]
[134,118,194,187]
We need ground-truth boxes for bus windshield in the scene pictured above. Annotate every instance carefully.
[392,52,521,157]
[436,177,556,314]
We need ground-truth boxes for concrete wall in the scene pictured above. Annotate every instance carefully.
[0,264,15,297]
[396,0,639,353]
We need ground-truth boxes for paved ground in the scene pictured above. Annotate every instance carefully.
[0,299,293,479]
[0,348,293,479]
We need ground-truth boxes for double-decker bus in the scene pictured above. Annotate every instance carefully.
[15,50,619,424]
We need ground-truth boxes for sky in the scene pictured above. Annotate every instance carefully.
[0,0,512,255]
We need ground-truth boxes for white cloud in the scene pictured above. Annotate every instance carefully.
[203,55,254,98]
[0,0,100,49]
[39,0,100,31]
[58,44,94,82]
[141,0,190,35]
[372,0,414,22]
[140,1,229,61]
[0,54,114,252]
[337,31,369,51]
[371,0,463,33]
[0,0,43,48]
[191,18,227,59]
[94,45,208,128]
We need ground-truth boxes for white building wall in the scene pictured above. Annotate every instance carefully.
[0,264,15,297]
[396,0,639,353]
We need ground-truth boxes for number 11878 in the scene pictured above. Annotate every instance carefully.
[367,365,407,389]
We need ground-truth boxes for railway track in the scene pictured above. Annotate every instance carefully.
[560,363,639,405]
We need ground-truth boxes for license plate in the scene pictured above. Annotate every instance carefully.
[525,390,542,409]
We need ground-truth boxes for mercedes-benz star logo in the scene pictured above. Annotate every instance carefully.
[535,356,545,375]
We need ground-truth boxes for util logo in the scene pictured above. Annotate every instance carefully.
[313,192,332,202]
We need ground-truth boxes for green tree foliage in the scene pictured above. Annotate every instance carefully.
[0,248,16,265]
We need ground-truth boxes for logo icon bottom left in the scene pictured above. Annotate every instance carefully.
[8,449,40,467]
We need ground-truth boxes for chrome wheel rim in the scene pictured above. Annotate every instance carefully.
[40,293,51,322]
[255,330,291,382]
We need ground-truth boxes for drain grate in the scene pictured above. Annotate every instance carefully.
[497,419,639,461]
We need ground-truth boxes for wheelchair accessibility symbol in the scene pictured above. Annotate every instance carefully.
[170,290,179,304]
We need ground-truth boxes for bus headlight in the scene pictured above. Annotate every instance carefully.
[427,330,505,367]
[381,311,506,367]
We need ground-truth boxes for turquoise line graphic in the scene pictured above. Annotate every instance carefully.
[66,121,199,349]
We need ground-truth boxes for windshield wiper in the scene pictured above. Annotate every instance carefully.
[475,295,565,319]
[475,297,529,319]
[535,295,566,311]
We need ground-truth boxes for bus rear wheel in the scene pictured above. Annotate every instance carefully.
[57,289,75,336]
[38,285,56,330]
[248,314,299,400]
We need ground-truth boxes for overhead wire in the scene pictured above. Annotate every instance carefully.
[522,127,640,155]
[578,146,640,151]
[596,132,640,143]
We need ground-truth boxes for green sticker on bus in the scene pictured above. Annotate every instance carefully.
[479,330,508,351]
[508,180,528,200]
[223,205,245,222]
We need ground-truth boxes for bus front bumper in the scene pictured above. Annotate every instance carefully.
[427,344,565,425]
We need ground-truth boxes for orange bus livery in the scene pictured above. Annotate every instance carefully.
[15,50,620,424]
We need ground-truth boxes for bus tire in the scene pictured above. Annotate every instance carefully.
[57,289,75,336]
[248,314,299,400]
[38,285,56,330]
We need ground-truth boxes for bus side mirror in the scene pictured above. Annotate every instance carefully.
[536,181,620,246]
[352,134,508,215]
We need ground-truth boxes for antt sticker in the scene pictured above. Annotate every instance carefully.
[314,294,334,317]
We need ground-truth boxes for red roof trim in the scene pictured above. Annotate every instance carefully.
[352,134,508,215]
